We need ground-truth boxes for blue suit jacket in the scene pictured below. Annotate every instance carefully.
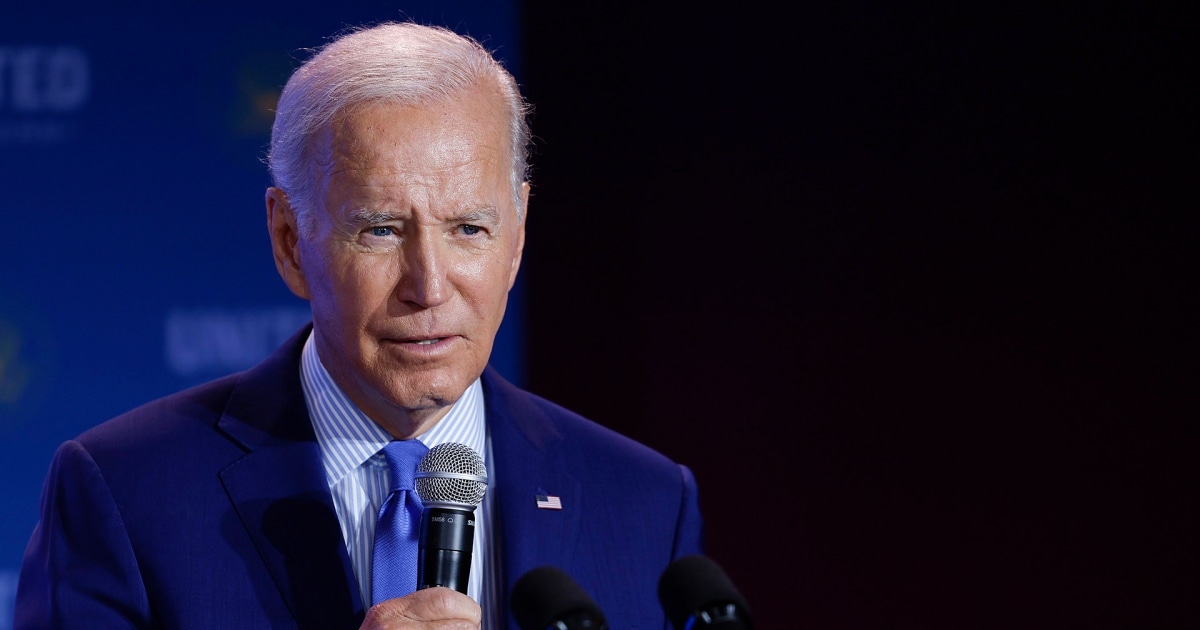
[16,327,704,629]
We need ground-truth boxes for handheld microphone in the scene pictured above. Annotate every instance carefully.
[511,566,608,630]
[413,442,488,594]
[658,555,753,629]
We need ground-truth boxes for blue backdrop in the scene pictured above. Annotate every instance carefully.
[0,3,521,625]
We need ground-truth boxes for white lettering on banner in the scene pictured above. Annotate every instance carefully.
[0,47,89,112]
[164,307,311,376]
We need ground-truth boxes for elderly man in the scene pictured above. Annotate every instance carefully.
[15,22,702,630]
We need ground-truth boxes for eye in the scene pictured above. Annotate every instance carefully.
[459,225,482,236]
[370,226,394,237]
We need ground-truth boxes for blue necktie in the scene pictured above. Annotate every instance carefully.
[371,439,429,605]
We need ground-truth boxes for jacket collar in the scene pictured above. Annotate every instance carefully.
[216,324,366,626]
[212,327,576,625]
[480,367,584,608]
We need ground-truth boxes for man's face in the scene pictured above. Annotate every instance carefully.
[268,87,526,437]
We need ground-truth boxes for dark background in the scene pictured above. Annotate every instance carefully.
[522,3,1195,628]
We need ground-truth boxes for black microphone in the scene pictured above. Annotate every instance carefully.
[658,555,753,629]
[511,566,608,630]
[413,442,488,594]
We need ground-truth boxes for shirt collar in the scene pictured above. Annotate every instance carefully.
[299,330,487,487]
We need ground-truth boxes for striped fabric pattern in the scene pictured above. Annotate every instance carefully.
[299,332,498,626]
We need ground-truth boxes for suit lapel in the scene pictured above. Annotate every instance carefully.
[216,326,365,628]
[209,343,590,626]
[219,440,363,627]
[482,369,584,598]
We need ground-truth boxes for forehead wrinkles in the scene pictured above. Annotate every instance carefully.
[308,90,514,216]
[332,111,501,181]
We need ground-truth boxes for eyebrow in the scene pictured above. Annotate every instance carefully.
[453,207,501,224]
[344,207,502,226]
[346,209,401,226]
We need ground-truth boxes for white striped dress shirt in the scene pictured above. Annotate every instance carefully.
[298,332,499,627]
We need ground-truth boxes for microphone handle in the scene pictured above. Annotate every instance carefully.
[548,611,607,629]
[418,506,476,593]
[686,600,748,628]
[687,602,750,628]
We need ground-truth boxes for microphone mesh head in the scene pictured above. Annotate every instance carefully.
[511,566,607,630]
[658,555,753,629]
[415,442,488,506]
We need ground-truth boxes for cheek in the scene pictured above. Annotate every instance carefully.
[339,262,399,314]
[306,250,388,318]
[299,237,339,284]
[472,249,516,283]
[469,255,518,316]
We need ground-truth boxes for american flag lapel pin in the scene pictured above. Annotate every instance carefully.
[535,489,563,510]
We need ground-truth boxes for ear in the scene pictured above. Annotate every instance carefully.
[266,187,312,300]
[508,182,529,290]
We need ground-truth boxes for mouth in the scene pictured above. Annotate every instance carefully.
[380,330,461,351]
[388,334,460,347]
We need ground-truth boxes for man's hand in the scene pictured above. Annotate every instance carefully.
[359,587,482,629]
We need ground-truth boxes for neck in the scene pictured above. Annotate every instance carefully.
[373,405,452,440]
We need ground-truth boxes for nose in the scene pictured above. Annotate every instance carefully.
[395,232,450,308]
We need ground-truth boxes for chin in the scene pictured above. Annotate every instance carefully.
[383,368,471,409]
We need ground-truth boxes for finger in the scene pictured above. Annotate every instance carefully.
[360,587,481,629]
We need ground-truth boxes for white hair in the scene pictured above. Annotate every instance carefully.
[267,22,531,234]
